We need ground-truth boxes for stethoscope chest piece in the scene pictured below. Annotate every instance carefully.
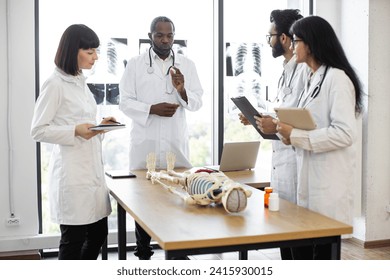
[147,66,154,74]
[282,87,292,96]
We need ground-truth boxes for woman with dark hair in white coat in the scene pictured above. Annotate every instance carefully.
[276,16,363,259]
[31,24,115,259]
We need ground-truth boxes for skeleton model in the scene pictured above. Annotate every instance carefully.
[146,152,252,213]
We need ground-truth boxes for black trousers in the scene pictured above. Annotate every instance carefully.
[280,247,293,260]
[290,243,333,260]
[134,221,154,259]
[58,217,108,260]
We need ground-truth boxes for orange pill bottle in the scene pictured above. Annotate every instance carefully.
[264,187,273,208]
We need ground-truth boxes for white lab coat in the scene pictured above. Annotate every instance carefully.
[31,68,112,225]
[291,65,357,225]
[271,58,308,203]
[119,50,203,170]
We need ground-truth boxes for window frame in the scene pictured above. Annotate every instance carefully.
[34,0,311,252]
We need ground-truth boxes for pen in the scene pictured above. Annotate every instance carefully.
[102,118,121,124]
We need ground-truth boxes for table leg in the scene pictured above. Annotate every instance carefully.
[101,238,108,260]
[330,236,341,260]
[238,250,248,260]
[117,202,127,260]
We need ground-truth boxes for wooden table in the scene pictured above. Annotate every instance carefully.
[107,169,352,260]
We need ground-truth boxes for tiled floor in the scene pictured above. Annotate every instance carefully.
[105,247,281,261]
[95,239,390,260]
[41,238,390,260]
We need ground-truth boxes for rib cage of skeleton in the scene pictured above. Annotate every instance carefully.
[145,152,252,213]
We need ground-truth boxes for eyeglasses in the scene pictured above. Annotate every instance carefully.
[291,39,303,48]
[266,33,280,43]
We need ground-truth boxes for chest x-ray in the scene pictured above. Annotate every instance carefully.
[226,42,267,116]
[87,38,128,105]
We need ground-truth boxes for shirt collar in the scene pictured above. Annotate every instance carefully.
[54,67,86,85]
[150,48,173,62]
[284,55,297,72]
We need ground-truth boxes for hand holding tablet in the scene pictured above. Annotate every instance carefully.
[89,118,126,131]
[274,108,316,130]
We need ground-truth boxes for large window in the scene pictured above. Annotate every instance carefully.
[224,0,291,175]
[38,0,307,239]
[38,0,214,235]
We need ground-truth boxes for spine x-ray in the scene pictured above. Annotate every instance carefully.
[87,38,128,105]
[226,42,267,115]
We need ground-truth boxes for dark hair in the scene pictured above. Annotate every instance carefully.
[54,24,100,76]
[270,9,303,39]
[290,16,363,113]
[150,16,175,33]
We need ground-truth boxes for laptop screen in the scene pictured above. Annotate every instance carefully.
[219,141,260,172]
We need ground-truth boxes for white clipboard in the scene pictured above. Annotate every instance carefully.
[274,108,316,130]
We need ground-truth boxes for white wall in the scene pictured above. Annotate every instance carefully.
[0,0,38,245]
[316,0,390,243]
[0,2,7,195]
[314,0,367,240]
[365,0,390,242]
[340,0,368,241]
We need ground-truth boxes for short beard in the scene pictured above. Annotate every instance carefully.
[152,43,171,58]
[272,40,285,58]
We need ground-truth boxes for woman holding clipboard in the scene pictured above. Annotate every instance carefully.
[275,16,363,259]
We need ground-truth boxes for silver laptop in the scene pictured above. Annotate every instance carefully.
[218,141,260,172]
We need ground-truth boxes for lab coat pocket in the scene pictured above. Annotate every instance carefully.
[60,185,95,223]
[172,112,188,141]
[131,123,147,145]
[60,138,95,186]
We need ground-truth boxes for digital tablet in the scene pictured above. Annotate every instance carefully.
[274,107,316,130]
[231,96,279,140]
[105,170,136,179]
[89,124,126,131]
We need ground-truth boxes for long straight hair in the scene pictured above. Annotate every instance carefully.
[291,16,363,113]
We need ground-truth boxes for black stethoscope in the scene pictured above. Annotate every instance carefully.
[297,65,329,107]
[147,46,175,75]
[274,63,298,103]
[278,64,298,101]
